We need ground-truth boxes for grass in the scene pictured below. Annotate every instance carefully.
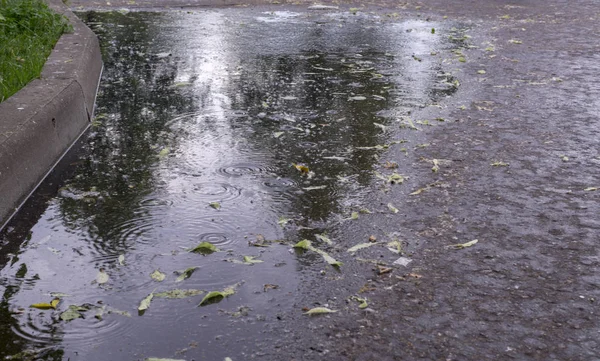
[0,0,71,102]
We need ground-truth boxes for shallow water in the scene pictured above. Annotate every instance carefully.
[0,8,464,360]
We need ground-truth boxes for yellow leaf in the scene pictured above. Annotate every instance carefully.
[292,163,310,174]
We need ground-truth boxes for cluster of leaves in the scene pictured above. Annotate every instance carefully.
[0,0,71,101]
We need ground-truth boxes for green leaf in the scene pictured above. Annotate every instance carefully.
[198,286,236,307]
[314,249,343,267]
[350,296,368,309]
[118,254,125,266]
[138,293,154,311]
[448,239,479,250]
[150,270,166,282]
[387,240,402,254]
[350,212,359,220]
[293,240,312,250]
[491,161,509,167]
[304,307,338,315]
[60,305,89,321]
[154,289,204,299]
[278,217,290,226]
[347,242,378,253]
[158,147,170,158]
[209,202,221,210]
[387,203,399,213]
[188,242,218,255]
[315,233,333,245]
[175,267,198,282]
[242,256,263,264]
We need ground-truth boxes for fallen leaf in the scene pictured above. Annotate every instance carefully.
[242,255,263,264]
[189,242,218,255]
[377,265,393,274]
[117,254,125,266]
[150,270,166,282]
[348,242,378,253]
[154,289,203,299]
[350,211,359,220]
[96,269,109,284]
[368,235,377,242]
[348,96,366,101]
[175,267,198,282]
[491,161,509,167]
[209,202,221,210]
[304,307,338,315]
[410,187,428,195]
[273,131,285,138]
[278,217,291,227]
[263,284,279,292]
[138,293,154,311]
[158,147,170,158]
[509,39,522,44]
[292,163,310,174]
[432,159,440,173]
[388,203,399,213]
[315,234,333,245]
[350,296,368,309]
[303,185,327,191]
[249,234,271,247]
[584,187,598,191]
[198,286,236,307]
[387,240,402,254]
[448,239,479,250]
[60,304,90,321]
[30,298,60,310]
[293,239,312,250]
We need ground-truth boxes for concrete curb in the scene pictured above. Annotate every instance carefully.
[0,0,103,228]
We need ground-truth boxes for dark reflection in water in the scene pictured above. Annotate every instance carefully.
[0,9,464,360]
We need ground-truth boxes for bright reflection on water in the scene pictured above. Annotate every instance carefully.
[0,8,463,360]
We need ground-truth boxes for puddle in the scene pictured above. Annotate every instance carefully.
[0,8,465,360]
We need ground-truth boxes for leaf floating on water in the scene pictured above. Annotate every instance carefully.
[359,208,372,214]
[509,39,522,44]
[388,203,399,214]
[373,122,388,132]
[150,270,166,282]
[491,161,509,167]
[560,155,569,162]
[584,187,598,191]
[60,304,90,321]
[117,254,125,266]
[189,242,218,255]
[158,147,170,158]
[350,211,359,220]
[292,163,310,174]
[303,185,327,191]
[448,239,479,250]
[477,70,486,74]
[30,298,60,310]
[242,256,263,265]
[273,131,285,138]
[305,307,338,315]
[347,242,378,253]
[198,286,236,307]
[96,269,109,284]
[278,217,290,227]
[175,267,198,282]
[138,293,154,311]
[264,284,279,292]
[348,96,367,101]
[209,202,221,210]
[250,234,270,247]
[154,289,204,299]
[350,296,368,309]
[315,233,333,245]
[372,95,386,101]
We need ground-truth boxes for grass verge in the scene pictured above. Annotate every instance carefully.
[0,0,71,102]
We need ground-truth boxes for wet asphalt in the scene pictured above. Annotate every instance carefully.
[0,1,599,360]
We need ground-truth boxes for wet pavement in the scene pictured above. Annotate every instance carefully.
[1,1,600,360]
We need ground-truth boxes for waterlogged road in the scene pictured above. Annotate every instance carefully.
[2,2,600,360]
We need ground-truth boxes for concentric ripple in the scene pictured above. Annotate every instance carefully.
[217,163,276,177]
